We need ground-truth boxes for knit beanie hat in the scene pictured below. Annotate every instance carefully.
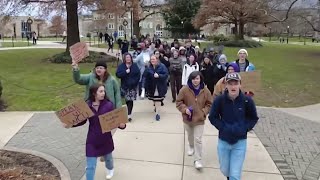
[227,63,240,72]
[95,59,107,68]
[218,54,227,64]
[237,49,248,56]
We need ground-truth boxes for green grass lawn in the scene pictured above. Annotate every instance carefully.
[0,49,118,111]
[1,42,35,47]
[0,44,319,111]
[260,36,313,43]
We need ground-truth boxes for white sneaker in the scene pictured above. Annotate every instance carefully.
[194,161,203,170]
[106,169,114,179]
[187,146,194,156]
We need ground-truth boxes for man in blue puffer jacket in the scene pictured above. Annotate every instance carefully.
[209,72,259,180]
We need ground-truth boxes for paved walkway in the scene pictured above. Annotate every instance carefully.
[2,97,282,180]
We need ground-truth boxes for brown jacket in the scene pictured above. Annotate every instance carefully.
[176,84,213,126]
[213,77,226,100]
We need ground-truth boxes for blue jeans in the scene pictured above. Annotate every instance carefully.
[86,153,114,180]
[217,139,247,180]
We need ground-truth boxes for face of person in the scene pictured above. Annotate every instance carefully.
[238,51,247,60]
[189,55,195,63]
[186,43,191,48]
[173,51,179,58]
[204,58,210,64]
[192,75,201,87]
[195,48,199,53]
[227,66,235,73]
[95,66,106,76]
[125,55,132,64]
[226,80,241,98]
[95,86,106,101]
[155,51,160,58]
[219,58,227,65]
[150,56,158,65]
[180,50,185,55]
[159,45,164,50]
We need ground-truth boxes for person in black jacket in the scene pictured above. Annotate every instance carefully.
[116,53,141,122]
[209,72,259,180]
[200,56,215,94]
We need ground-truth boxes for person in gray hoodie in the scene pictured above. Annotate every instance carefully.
[169,49,183,102]
[134,42,155,95]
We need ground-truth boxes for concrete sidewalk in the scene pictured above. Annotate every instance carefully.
[275,104,320,123]
[0,112,34,148]
[82,98,283,180]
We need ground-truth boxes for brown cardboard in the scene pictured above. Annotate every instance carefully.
[239,71,262,94]
[70,42,89,63]
[56,100,94,126]
[99,106,128,133]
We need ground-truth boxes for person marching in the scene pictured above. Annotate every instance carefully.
[213,63,240,100]
[176,71,212,170]
[209,72,259,180]
[116,53,141,122]
[200,56,215,94]
[143,55,169,121]
[63,84,126,180]
[169,49,183,102]
[182,54,200,86]
[234,49,255,72]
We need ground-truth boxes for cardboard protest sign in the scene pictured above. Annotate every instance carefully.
[56,100,94,126]
[240,71,262,94]
[70,42,89,63]
[99,107,128,133]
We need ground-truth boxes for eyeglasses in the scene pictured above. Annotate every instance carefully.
[95,67,106,70]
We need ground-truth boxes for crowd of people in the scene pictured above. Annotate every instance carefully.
[63,36,259,180]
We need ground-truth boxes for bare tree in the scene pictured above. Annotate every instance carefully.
[49,15,65,37]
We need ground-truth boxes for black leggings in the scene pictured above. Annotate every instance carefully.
[126,101,133,115]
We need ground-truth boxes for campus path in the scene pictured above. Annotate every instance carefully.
[1,45,320,180]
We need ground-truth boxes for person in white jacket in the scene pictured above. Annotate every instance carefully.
[182,54,200,86]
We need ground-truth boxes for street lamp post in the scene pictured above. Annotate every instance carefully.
[269,27,272,42]
[181,21,184,38]
[287,26,290,44]
[27,17,33,46]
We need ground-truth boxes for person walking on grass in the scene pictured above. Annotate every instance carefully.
[63,84,126,180]
[116,53,140,122]
[182,54,200,86]
[234,49,255,72]
[143,55,169,121]
[107,36,114,53]
[176,71,212,170]
[209,72,259,180]
[169,49,183,102]
[213,63,240,100]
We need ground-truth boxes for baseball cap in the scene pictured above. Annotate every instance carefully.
[225,72,241,82]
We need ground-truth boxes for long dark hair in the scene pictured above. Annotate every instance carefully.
[87,84,109,102]
[123,52,133,64]
[94,59,110,83]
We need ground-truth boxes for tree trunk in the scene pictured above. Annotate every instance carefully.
[238,20,245,40]
[234,20,239,40]
[133,20,140,37]
[65,0,80,52]
[132,0,141,36]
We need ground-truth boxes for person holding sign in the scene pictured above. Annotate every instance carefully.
[63,84,126,180]
[143,55,169,121]
[176,71,213,170]
[209,72,259,180]
[72,58,122,109]
[116,53,141,122]
[213,63,240,100]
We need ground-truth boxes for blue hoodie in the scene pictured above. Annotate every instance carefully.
[209,91,259,144]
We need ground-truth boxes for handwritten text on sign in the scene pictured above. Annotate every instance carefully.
[70,42,89,63]
[56,100,94,126]
[99,107,128,133]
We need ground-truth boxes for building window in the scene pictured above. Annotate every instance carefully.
[108,23,114,29]
[108,13,114,19]
[118,25,124,37]
[149,22,153,29]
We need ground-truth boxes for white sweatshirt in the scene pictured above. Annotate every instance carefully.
[181,62,200,86]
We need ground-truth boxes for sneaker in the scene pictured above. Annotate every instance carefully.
[155,114,160,121]
[128,118,132,122]
[172,99,176,103]
[187,146,194,156]
[106,169,114,179]
[194,161,203,170]
[100,156,105,162]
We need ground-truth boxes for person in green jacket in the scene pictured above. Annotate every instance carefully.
[72,59,122,109]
